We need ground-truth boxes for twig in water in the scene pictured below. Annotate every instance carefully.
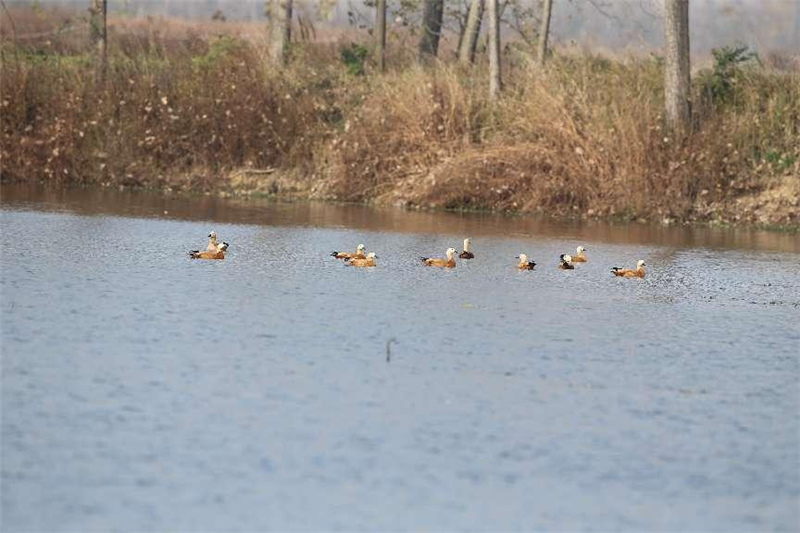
[385,337,396,363]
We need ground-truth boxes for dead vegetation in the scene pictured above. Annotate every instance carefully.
[1,9,798,227]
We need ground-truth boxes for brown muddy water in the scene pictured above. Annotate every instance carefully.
[1,184,799,532]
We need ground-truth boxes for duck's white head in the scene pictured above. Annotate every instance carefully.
[208,231,217,240]
[446,247,456,258]
[357,244,365,253]
[366,252,376,259]
[218,242,229,252]
[563,254,573,263]
[637,259,646,268]
[518,253,528,263]
[577,246,586,254]
[463,238,471,251]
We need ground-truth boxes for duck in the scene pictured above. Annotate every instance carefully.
[346,252,377,267]
[331,244,366,260]
[571,246,588,262]
[421,248,457,268]
[459,238,474,259]
[517,253,536,270]
[206,231,221,252]
[558,254,575,270]
[611,260,646,278]
[190,241,229,260]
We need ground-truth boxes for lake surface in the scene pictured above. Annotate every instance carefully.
[1,185,799,532]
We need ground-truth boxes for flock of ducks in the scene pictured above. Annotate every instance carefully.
[190,234,646,278]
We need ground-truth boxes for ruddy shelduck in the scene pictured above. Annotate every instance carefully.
[459,238,474,259]
[571,246,588,262]
[331,244,366,260]
[517,253,536,270]
[346,252,377,267]
[206,231,221,252]
[190,241,229,260]
[421,248,457,268]
[611,260,646,278]
[558,254,575,270]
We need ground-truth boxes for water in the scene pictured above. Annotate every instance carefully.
[2,185,799,532]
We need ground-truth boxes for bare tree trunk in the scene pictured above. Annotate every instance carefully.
[269,0,293,66]
[536,0,553,66]
[418,0,444,59]
[458,0,484,65]
[663,0,691,133]
[89,0,107,81]
[376,0,387,72]
[487,0,501,99]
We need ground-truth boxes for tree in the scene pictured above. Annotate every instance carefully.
[458,0,484,64]
[89,0,107,80]
[487,0,501,99]
[376,0,387,71]
[269,0,293,66]
[536,0,553,66]
[419,0,444,59]
[663,0,691,132]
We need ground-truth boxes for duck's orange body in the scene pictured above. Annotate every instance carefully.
[346,253,377,267]
[612,267,645,278]
[424,258,456,268]
[190,241,228,260]
[611,260,646,278]
[190,249,225,260]
[422,248,457,268]
[331,244,366,260]
[333,251,365,260]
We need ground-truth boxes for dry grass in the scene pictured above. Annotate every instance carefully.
[1,9,798,226]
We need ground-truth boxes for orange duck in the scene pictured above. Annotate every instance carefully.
[331,244,366,260]
[422,248,457,268]
[611,260,646,278]
[517,253,536,270]
[346,252,377,267]
[190,241,229,260]
[571,246,588,262]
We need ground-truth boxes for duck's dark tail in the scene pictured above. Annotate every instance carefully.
[189,250,200,259]
[330,251,340,257]
[611,267,622,272]
[419,257,430,263]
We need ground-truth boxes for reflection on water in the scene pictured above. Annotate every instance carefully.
[1,185,799,532]
[2,183,798,253]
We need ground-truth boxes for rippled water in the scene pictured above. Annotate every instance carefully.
[2,186,799,532]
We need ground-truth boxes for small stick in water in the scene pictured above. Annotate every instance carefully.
[386,337,397,363]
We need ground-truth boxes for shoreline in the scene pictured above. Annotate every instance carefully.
[2,179,798,234]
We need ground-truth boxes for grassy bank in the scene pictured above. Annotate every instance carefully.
[1,14,798,227]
